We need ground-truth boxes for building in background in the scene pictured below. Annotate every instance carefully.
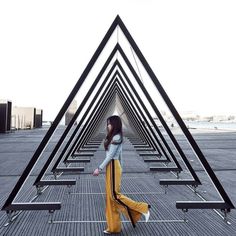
[65,100,77,125]
[0,100,12,133]
[12,107,42,129]
[35,109,43,128]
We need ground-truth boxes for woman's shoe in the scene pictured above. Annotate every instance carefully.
[143,210,150,222]
[103,230,111,234]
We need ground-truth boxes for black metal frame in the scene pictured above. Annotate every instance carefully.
[2,15,234,216]
[114,75,175,163]
[51,76,119,173]
[33,47,119,185]
[115,45,200,180]
[116,17,234,211]
[115,79,165,155]
[113,63,201,184]
[80,85,117,145]
[67,76,119,158]
[61,76,118,164]
[115,66,176,162]
[116,87,156,153]
[1,17,119,212]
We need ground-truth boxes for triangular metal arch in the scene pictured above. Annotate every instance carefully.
[51,64,176,173]
[37,78,118,188]
[113,63,204,185]
[114,75,182,167]
[114,67,182,164]
[49,68,169,175]
[115,79,196,179]
[34,45,178,186]
[60,54,181,167]
[33,44,167,189]
[33,60,119,185]
[60,76,119,164]
[50,75,121,174]
[112,49,234,210]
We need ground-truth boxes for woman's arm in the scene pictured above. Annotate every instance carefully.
[98,141,120,170]
[93,135,121,176]
[98,134,122,171]
[93,144,119,176]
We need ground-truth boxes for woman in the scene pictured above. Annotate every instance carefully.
[93,115,151,234]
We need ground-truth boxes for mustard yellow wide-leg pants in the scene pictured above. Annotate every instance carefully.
[105,159,149,233]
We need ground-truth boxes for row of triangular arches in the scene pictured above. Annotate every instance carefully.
[2,15,234,223]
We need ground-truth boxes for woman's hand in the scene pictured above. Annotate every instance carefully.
[93,168,100,176]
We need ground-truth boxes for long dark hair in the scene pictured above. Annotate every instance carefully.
[104,115,123,150]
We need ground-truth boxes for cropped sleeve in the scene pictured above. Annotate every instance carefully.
[98,135,122,170]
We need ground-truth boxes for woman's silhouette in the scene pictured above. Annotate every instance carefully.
[93,115,151,234]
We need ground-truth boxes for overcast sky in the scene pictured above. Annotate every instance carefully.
[1,0,236,121]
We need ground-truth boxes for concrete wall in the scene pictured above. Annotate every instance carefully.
[12,107,36,129]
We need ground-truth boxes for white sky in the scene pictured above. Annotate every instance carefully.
[1,0,236,121]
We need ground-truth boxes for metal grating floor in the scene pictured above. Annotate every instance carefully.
[0,128,235,235]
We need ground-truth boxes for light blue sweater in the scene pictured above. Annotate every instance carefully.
[99,134,122,170]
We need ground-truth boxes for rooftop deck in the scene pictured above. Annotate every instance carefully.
[0,127,235,235]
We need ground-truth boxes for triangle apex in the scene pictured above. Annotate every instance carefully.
[115,14,121,20]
